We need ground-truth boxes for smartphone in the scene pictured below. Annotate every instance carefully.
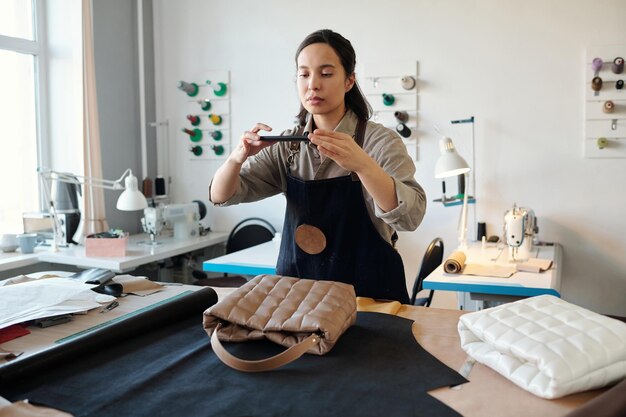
[259,135,309,142]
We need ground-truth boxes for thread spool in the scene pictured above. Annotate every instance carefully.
[591,57,603,73]
[382,93,395,106]
[612,57,624,74]
[400,76,416,90]
[477,222,487,241]
[617,80,624,90]
[142,178,153,198]
[182,128,202,142]
[591,76,603,92]
[208,114,223,125]
[597,137,608,149]
[603,100,615,113]
[211,145,225,156]
[207,80,227,97]
[186,114,200,126]
[396,123,411,138]
[155,176,166,196]
[199,99,212,111]
[211,130,223,140]
[177,81,198,97]
[394,110,409,123]
[190,145,203,156]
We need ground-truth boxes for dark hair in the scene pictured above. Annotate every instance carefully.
[295,29,372,126]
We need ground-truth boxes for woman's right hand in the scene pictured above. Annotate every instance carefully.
[229,123,273,164]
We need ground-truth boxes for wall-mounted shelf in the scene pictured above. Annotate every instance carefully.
[584,46,625,158]
[178,70,231,161]
[361,61,419,160]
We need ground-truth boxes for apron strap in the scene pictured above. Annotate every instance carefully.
[289,118,367,179]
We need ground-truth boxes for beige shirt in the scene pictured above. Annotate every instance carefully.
[210,111,427,243]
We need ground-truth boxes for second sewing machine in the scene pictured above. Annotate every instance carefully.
[141,202,206,244]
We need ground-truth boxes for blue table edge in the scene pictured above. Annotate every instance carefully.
[423,282,560,297]
[202,262,276,276]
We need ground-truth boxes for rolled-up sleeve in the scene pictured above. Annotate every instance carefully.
[375,176,426,231]
[208,145,285,207]
[369,131,426,231]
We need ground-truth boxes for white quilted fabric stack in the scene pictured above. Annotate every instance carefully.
[458,295,626,399]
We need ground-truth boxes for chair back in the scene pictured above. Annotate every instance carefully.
[410,237,444,306]
[226,217,276,254]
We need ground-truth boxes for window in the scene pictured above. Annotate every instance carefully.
[0,0,44,234]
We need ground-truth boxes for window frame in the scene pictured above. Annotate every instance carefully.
[0,0,50,211]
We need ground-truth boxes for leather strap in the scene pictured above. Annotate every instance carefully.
[211,323,321,372]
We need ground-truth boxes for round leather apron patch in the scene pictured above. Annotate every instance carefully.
[295,224,326,255]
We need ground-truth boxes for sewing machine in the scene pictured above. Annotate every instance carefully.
[141,203,201,243]
[503,204,538,262]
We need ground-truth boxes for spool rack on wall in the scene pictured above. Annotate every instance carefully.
[584,46,625,158]
[361,61,419,160]
[177,70,231,160]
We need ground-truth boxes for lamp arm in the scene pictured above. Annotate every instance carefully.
[38,168,131,190]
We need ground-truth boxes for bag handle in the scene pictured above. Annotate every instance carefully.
[211,323,321,372]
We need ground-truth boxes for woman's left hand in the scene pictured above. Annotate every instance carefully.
[309,128,373,173]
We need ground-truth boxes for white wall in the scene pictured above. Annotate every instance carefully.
[153,0,626,315]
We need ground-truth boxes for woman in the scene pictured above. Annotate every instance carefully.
[209,29,426,303]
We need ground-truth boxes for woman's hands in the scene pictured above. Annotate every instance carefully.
[309,128,399,213]
[308,128,373,173]
[229,122,274,164]
[210,123,273,204]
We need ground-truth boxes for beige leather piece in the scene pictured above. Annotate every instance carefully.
[396,306,604,417]
[294,224,326,255]
[204,275,357,367]
[0,401,74,417]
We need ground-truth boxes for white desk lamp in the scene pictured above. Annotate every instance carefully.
[39,168,148,248]
[435,137,471,249]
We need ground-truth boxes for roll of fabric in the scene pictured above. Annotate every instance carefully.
[444,251,466,274]
[0,287,218,385]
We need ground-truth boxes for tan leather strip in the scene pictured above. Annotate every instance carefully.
[211,323,321,372]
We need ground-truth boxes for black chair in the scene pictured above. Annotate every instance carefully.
[194,217,276,288]
[225,217,276,254]
[410,238,444,306]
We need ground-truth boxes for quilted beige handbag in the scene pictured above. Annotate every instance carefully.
[203,274,357,372]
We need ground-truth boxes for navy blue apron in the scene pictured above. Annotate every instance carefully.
[276,120,410,304]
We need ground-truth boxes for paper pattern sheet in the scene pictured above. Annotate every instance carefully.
[0,278,109,330]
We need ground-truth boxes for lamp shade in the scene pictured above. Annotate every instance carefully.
[116,172,148,211]
[434,137,471,178]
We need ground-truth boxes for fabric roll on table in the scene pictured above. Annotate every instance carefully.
[443,251,516,278]
[444,251,466,274]
[0,286,218,386]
